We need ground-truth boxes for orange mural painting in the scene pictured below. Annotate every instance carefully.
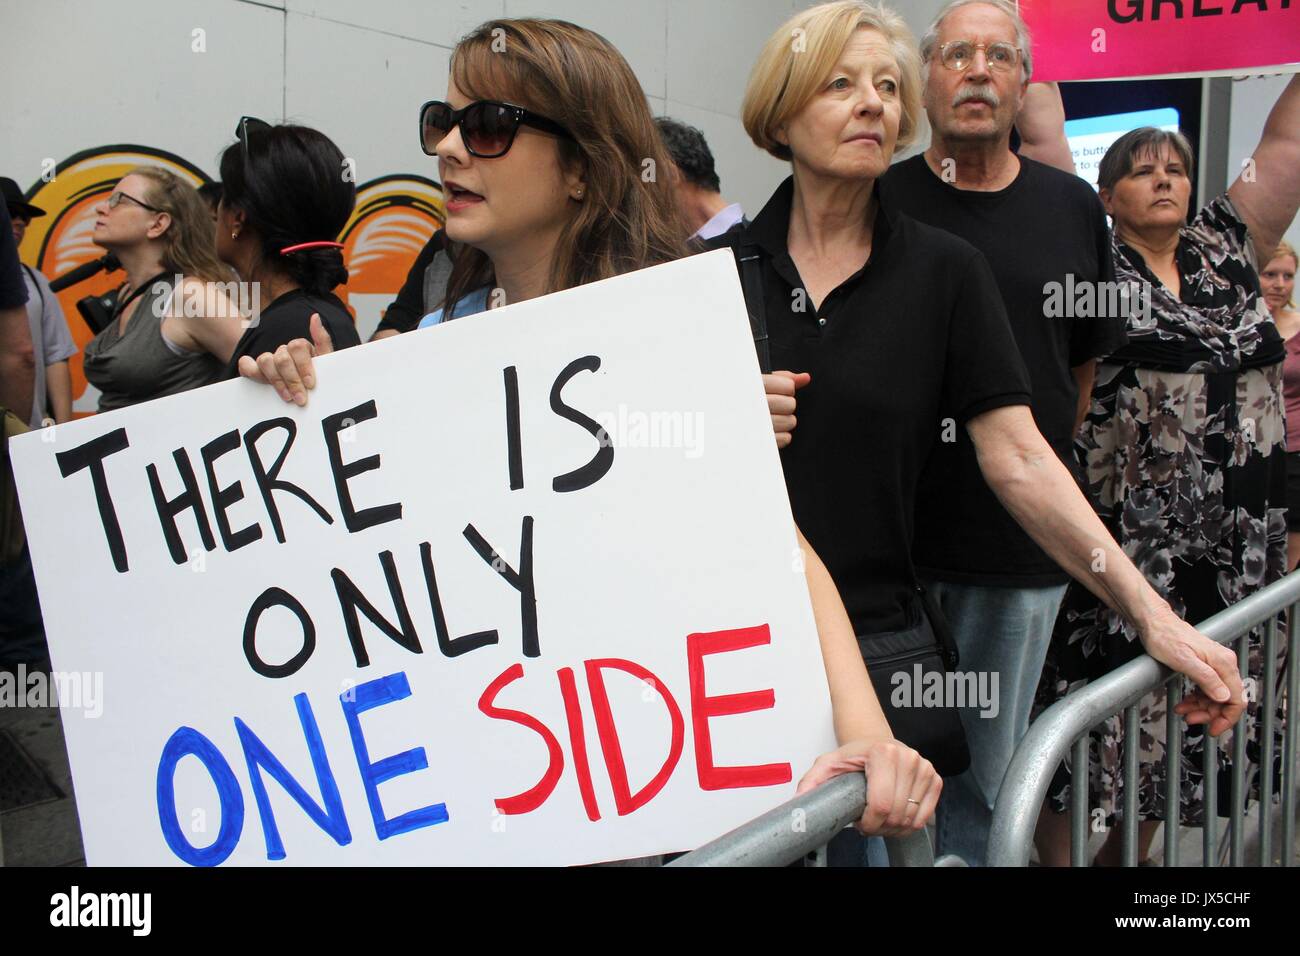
[339,173,445,304]
[337,173,445,342]
[15,145,444,416]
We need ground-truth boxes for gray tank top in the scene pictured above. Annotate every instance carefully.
[83,277,223,412]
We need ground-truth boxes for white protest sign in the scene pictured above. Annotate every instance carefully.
[10,249,837,866]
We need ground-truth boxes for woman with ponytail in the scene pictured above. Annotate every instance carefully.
[215,119,361,381]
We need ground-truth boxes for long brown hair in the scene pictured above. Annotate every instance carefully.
[129,166,233,284]
[441,18,689,314]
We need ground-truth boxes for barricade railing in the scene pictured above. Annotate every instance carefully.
[666,772,953,867]
[988,570,1300,867]
[12,573,1293,871]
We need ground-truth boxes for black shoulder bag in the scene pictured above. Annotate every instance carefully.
[734,243,971,776]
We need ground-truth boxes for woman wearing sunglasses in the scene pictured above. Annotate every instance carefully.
[83,167,245,412]
[216,118,361,379]
[238,16,942,843]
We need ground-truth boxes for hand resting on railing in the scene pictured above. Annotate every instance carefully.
[797,739,941,837]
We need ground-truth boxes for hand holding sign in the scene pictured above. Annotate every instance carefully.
[11,251,841,866]
[237,312,334,406]
[764,370,811,449]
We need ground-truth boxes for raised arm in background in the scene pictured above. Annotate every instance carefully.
[1015,82,1076,175]
[1227,74,1300,260]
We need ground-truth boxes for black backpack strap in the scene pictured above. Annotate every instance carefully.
[916,584,960,671]
[735,243,771,374]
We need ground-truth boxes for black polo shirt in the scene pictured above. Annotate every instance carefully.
[709,176,1032,635]
[880,155,1126,587]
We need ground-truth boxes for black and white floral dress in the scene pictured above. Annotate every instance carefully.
[1034,195,1288,825]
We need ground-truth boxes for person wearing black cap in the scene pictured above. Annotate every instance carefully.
[1,197,50,678]
[3,176,78,429]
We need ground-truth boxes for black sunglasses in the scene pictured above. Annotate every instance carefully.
[419,100,573,159]
[236,115,273,166]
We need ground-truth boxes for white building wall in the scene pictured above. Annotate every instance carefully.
[0,0,958,413]
[0,0,953,222]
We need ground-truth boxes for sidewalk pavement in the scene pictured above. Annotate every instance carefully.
[0,695,83,867]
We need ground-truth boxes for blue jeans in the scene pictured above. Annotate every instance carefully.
[924,578,1068,867]
[825,830,889,867]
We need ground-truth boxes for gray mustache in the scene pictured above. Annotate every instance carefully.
[953,86,1000,108]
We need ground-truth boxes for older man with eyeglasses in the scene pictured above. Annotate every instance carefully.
[876,0,1127,866]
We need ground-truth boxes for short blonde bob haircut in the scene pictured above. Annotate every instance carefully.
[742,1,923,162]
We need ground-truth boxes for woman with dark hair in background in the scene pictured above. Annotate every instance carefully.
[82,166,244,412]
[215,119,360,384]
[1035,74,1300,866]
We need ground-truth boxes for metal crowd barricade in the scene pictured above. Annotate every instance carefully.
[988,570,1300,867]
[667,772,955,867]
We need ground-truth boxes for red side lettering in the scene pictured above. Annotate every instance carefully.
[584,659,684,816]
[557,666,601,822]
[477,663,564,814]
[686,625,792,790]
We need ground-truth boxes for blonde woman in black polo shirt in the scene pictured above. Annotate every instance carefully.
[710,0,1247,862]
[239,16,944,842]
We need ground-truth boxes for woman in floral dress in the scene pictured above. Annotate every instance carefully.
[1034,75,1300,867]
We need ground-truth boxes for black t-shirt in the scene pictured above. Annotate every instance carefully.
[373,230,448,336]
[879,154,1127,586]
[709,177,1032,635]
[0,204,29,310]
[224,288,362,378]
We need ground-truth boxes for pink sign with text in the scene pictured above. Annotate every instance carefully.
[1019,0,1300,82]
